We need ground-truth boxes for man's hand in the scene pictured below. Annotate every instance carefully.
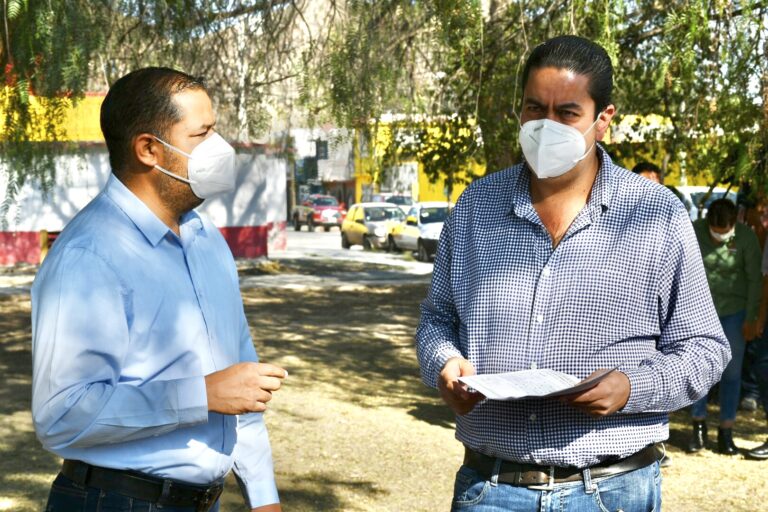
[437,357,484,415]
[558,370,630,417]
[205,362,287,415]
[743,320,761,342]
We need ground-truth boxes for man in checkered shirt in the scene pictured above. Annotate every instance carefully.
[416,36,730,512]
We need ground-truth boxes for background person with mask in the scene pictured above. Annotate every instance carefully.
[31,67,286,511]
[689,198,762,455]
[416,35,729,512]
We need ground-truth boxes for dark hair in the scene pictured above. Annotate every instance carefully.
[100,67,207,174]
[521,35,613,118]
[632,162,661,175]
[707,198,737,228]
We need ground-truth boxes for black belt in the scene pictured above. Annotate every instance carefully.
[61,459,223,512]
[463,444,660,489]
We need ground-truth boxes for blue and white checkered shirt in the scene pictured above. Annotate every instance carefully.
[416,147,731,467]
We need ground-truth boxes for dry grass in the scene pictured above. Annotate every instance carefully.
[0,283,766,511]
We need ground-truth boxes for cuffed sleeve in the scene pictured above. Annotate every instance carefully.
[232,412,280,508]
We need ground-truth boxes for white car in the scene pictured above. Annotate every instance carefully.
[674,186,737,221]
[388,202,451,261]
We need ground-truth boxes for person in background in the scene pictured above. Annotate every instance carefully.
[743,230,768,459]
[632,161,662,184]
[689,198,762,455]
[738,190,768,412]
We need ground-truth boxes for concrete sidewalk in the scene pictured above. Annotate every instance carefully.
[0,255,431,296]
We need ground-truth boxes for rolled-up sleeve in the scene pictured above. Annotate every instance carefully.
[31,247,209,451]
[621,208,731,414]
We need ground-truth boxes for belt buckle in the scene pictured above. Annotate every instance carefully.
[526,466,555,491]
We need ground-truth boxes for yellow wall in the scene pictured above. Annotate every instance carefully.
[354,121,487,203]
[414,160,485,203]
[0,90,105,142]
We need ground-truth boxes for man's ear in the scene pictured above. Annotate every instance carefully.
[134,133,160,169]
[595,104,616,142]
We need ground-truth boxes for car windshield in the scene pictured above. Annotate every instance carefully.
[313,197,339,206]
[419,207,449,224]
[386,196,412,206]
[365,207,405,222]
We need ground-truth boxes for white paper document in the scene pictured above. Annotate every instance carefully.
[457,367,617,401]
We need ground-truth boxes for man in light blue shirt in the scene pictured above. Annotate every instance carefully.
[31,67,286,511]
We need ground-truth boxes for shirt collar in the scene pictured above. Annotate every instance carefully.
[510,144,616,222]
[104,174,204,247]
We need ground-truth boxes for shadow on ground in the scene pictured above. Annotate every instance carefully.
[244,283,439,410]
[220,471,385,511]
[0,295,61,508]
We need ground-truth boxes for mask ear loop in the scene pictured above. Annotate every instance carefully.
[154,164,197,185]
[152,136,198,184]
[571,110,606,164]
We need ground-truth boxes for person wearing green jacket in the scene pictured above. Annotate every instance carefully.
[689,198,762,455]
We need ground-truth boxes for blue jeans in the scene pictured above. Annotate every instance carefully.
[749,335,768,417]
[691,311,746,422]
[450,461,662,512]
[45,473,220,512]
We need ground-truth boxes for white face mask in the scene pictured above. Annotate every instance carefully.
[153,133,236,199]
[709,227,735,243]
[518,116,601,179]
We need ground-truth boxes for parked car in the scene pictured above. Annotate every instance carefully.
[370,193,414,214]
[675,186,737,221]
[292,194,346,231]
[341,203,405,250]
[388,202,451,261]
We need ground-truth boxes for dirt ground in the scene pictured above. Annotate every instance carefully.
[1,271,767,511]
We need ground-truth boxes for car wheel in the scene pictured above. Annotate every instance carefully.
[417,240,429,262]
[293,215,301,231]
[306,216,315,232]
[363,236,373,251]
[387,235,399,253]
[341,232,350,249]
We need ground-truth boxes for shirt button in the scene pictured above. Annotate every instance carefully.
[530,414,537,422]
[536,314,544,324]
[542,267,551,277]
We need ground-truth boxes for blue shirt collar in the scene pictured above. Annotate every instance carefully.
[510,144,616,223]
[104,174,204,247]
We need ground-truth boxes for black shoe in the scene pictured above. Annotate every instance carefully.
[717,428,740,455]
[688,420,708,452]
[746,439,768,460]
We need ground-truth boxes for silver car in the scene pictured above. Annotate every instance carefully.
[388,202,451,261]
[341,203,406,250]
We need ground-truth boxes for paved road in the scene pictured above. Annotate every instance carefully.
[278,227,433,271]
[0,227,434,295]
[240,228,433,290]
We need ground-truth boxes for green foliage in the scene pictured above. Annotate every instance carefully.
[319,0,768,195]
[1,0,105,206]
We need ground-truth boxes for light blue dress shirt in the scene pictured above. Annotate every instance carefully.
[31,175,278,508]
[417,147,731,467]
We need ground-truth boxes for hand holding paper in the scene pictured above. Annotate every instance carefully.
[458,367,618,401]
